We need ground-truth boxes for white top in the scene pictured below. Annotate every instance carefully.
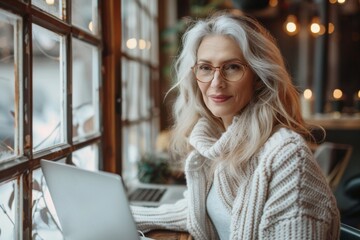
[207,182,231,240]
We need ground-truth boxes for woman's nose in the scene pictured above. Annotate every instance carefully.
[211,70,225,87]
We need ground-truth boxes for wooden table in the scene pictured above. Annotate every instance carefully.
[146,230,193,240]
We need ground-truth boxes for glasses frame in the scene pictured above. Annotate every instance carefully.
[191,61,248,83]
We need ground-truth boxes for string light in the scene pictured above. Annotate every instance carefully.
[329,0,346,4]
[310,17,320,34]
[88,21,93,32]
[126,38,137,49]
[284,14,335,37]
[328,22,335,34]
[46,0,55,5]
[126,38,151,50]
[304,89,313,100]
[269,0,278,7]
[309,17,329,37]
[284,15,299,36]
[333,89,343,99]
[138,39,146,50]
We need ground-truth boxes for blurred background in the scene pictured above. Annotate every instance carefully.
[0,0,359,239]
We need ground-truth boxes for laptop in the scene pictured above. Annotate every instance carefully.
[123,152,187,207]
[40,159,155,240]
[127,179,186,207]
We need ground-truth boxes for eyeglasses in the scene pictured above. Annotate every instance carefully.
[192,61,248,83]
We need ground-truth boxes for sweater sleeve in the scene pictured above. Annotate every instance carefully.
[259,141,340,240]
[131,192,189,233]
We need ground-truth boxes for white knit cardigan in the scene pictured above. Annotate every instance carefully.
[131,118,340,240]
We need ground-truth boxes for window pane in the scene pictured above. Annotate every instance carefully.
[140,65,151,118]
[123,60,141,120]
[122,122,155,183]
[0,10,22,163]
[33,165,64,240]
[121,57,129,120]
[121,0,140,58]
[148,1,158,17]
[32,0,65,20]
[72,38,100,141]
[122,1,157,63]
[0,179,18,240]
[72,144,99,171]
[140,12,151,61]
[149,17,158,66]
[122,60,152,121]
[32,24,66,152]
[72,0,99,35]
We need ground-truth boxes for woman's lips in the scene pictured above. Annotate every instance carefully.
[209,95,232,103]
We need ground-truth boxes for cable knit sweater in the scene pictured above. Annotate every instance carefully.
[131,117,340,240]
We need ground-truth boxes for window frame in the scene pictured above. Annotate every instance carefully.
[120,0,160,184]
[0,0,114,239]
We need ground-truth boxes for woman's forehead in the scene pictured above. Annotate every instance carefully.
[197,35,245,63]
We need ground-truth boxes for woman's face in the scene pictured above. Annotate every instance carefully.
[196,35,257,128]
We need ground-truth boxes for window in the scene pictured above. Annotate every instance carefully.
[121,0,160,183]
[0,0,159,238]
[0,1,102,239]
[0,8,22,164]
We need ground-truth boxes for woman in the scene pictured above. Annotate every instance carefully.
[131,12,340,240]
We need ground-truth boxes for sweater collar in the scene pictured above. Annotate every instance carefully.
[189,116,240,160]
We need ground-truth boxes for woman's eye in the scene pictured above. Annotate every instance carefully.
[224,63,241,71]
[199,65,212,71]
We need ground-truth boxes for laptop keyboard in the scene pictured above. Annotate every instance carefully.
[129,187,166,202]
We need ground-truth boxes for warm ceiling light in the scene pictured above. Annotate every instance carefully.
[310,18,334,36]
[333,89,343,99]
[138,39,146,50]
[269,0,278,7]
[88,21,93,32]
[46,0,55,5]
[126,38,137,49]
[310,17,323,36]
[310,23,321,34]
[329,0,337,3]
[328,22,335,34]
[284,15,299,36]
[318,24,326,35]
[337,0,346,4]
[304,89,313,100]
[286,22,297,33]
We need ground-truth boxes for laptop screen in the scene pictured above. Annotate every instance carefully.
[40,160,141,240]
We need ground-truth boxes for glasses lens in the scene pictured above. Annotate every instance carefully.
[193,62,246,82]
[221,63,246,81]
[194,64,213,82]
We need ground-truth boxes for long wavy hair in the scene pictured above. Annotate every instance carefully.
[168,11,314,172]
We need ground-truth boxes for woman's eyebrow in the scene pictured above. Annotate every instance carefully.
[196,59,211,63]
[196,58,245,64]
